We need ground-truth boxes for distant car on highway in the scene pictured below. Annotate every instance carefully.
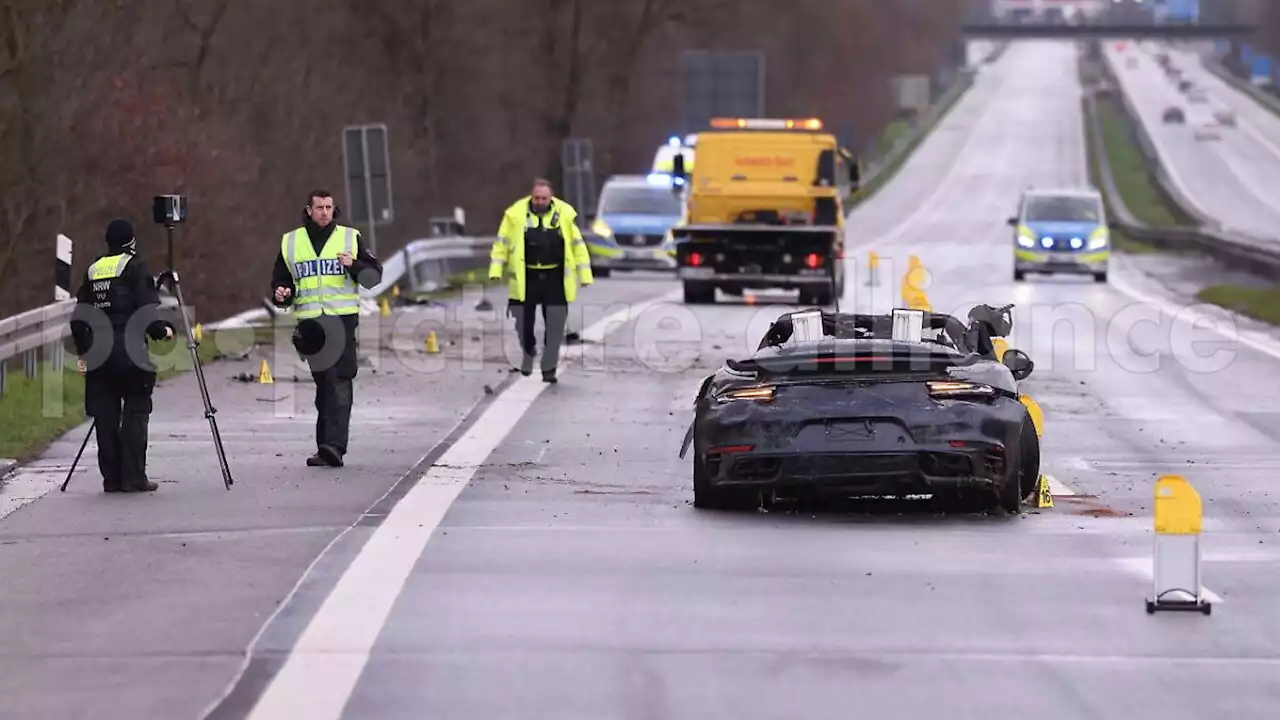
[680,304,1040,513]
[1008,186,1109,282]
[1162,106,1185,124]
[1187,88,1207,103]
[1183,106,1220,140]
[1215,109,1237,126]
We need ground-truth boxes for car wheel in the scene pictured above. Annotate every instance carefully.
[1013,269,1025,282]
[995,424,1026,514]
[693,453,751,510]
[1019,417,1041,500]
[593,265,611,278]
[1093,271,1107,283]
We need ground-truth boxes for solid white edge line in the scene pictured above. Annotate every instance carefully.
[239,289,681,720]
[1044,474,1076,497]
[1108,260,1280,363]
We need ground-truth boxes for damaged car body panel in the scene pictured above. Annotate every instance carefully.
[684,304,1040,513]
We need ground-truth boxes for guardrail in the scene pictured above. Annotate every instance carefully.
[1200,54,1280,119]
[0,233,498,398]
[852,48,1003,201]
[1087,46,1280,280]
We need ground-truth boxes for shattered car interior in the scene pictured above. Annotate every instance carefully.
[752,303,1015,359]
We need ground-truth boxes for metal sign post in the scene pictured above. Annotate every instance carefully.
[342,123,394,257]
[560,138,595,219]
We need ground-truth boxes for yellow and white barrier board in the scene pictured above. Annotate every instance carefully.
[1147,474,1212,615]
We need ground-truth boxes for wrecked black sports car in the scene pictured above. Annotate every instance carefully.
[679,304,1040,513]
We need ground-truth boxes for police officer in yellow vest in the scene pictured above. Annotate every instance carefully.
[490,178,593,382]
[69,219,175,493]
[271,189,383,467]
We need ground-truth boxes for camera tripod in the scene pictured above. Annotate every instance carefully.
[156,220,234,489]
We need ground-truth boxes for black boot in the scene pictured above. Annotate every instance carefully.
[123,481,158,493]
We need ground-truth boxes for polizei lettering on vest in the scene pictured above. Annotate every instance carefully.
[293,258,348,278]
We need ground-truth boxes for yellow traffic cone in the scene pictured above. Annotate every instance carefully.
[392,285,401,298]
[193,323,203,343]
[379,297,391,317]
[258,359,274,384]
[425,330,439,354]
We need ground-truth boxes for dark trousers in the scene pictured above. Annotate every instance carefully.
[296,314,359,457]
[85,368,156,491]
[509,267,568,375]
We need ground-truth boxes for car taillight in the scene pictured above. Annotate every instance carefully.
[688,252,703,266]
[715,385,775,403]
[805,253,821,268]
[928,381,996,399]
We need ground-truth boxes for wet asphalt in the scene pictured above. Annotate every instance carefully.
[1105,41,1280,241]
[1,40,1278,720]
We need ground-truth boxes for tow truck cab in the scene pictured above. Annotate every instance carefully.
[668,117,861,306]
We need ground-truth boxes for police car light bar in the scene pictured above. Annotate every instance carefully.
[708,117,823,130]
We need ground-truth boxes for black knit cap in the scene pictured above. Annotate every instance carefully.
[105,218,134,249]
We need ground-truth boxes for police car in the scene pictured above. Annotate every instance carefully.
[1008,187,1109,283]
[584,174,684,275]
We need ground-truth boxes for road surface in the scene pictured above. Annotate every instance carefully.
[1104,42,1280,240]
[231,40,1279,719]
[0,40,1277,720]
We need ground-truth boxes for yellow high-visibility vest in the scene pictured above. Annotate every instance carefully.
[281,225,360,319]
[87,253,132,280]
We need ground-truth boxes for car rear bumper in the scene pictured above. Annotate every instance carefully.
[703,447,1007,497]
[596,253,676,271]
[588,238,675,271]
[1015,249,1109,274]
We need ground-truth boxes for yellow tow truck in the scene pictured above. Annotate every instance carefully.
[667,117,860,305]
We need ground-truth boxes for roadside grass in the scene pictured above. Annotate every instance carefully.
[0,361,85,462]
[0,334,223,463]
[1196,284,1280,325]
[1093,96,1184,230]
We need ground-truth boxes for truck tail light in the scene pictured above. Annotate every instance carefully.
[688,252,703,266]
[805,253,821,268]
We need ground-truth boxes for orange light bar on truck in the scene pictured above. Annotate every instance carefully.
[708,117,823,130]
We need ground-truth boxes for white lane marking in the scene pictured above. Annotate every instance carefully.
[1112,556,1225,605]
[1107,263,1280,363]
[235,289,682,720]
[1045,474,1076,497]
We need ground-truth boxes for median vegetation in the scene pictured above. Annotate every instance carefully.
[1079,50,1280,328]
